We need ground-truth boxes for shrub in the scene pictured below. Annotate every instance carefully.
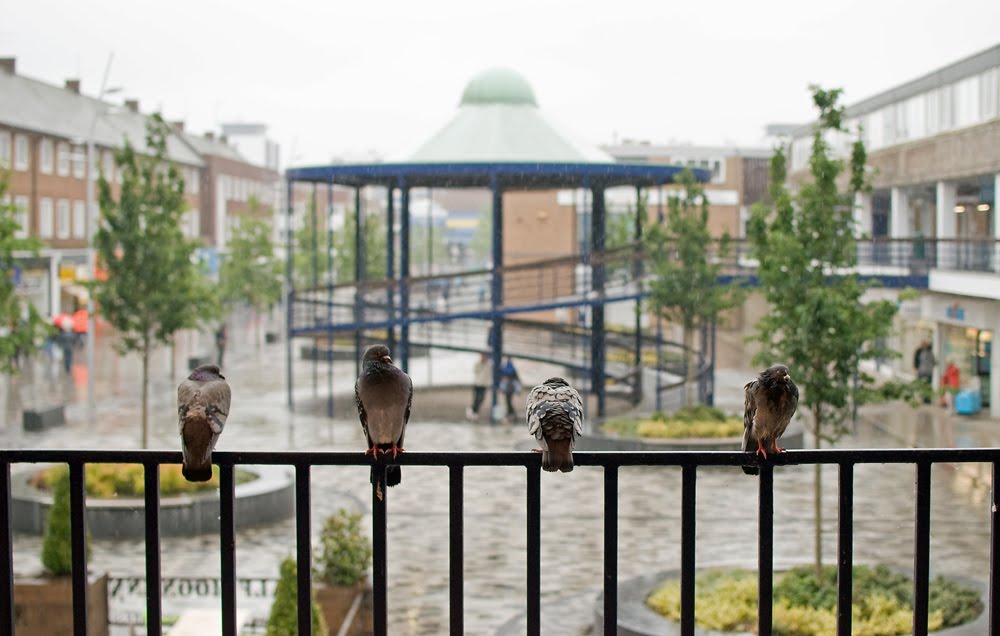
[314,509,372,587]
[605,407,742,439]
[266,556,327,636]
[40,467,89,576]
[30,463,256,497]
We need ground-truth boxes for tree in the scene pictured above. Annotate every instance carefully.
[748,87,910,574]
[93,114,219,448]
[0,172,45,373]
[331,209,387,283]
[645,170,744,405]
[266,556,327,636]
[219,202,282,313]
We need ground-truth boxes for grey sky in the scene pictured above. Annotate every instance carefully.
[4,0,1000,166]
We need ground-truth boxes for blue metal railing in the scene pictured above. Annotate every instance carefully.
[3,447,999,636]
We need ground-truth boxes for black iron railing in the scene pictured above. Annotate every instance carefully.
[3,448,999,636]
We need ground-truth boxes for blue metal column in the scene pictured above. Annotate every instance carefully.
[655,182,664,413]
[386,184,396,353]
[285,178,295,411]
[490,174,503,422]
[399,179,411,373]
[591,184,607,418]
[633,185,644,404]
[327,180,335,418]
[311,184,318,397]
[354,187,365,377]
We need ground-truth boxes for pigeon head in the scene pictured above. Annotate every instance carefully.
[189,364,224,382]
[362,344,393,370]
[760,364,792,386]
[543,377,569,387]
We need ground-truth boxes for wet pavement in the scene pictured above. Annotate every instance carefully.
[3,320,998,635]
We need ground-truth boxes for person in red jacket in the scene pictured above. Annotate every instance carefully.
[940,360,960,408]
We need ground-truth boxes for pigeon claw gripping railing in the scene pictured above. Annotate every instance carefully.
[2,448,1000,636]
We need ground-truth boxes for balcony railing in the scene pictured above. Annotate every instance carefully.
[3,447,999,636]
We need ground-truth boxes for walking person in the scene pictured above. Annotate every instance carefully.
[913,339,935,404]
[215,323,228,368]
[467,352,490,421]
[498,356,521,422]
[940,359,960,409]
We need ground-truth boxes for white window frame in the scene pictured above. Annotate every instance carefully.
[14,134,29,171]
[39,198,54,238]
[39,139,53,175]
[102,149,114,181]
[57,198,71,239]
[0,131,10,168]
[13,195,29,238]
[72,200,86,238]
[57,142,71,176]
[72,145,86,179]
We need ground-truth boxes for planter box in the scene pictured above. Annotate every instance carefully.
[23,406,66,432]
[14,572,109,636]
[317,581,373,636]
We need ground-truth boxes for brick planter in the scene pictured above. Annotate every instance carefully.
[14,572,109,636]
[316,581,373,636]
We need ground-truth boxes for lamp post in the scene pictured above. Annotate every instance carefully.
[85,53,121,417]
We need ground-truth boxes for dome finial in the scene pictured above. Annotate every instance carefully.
[460,68,537,107]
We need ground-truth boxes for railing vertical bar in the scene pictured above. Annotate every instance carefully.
[68,462,88,636]
[449,464,464,635]
[836,463,853,636]
[758,465,773,636]
[913,462,931,636]
[681,465,697,636]
[1,461,13,636]
[990,461,999,633]
[372,465,388,636]
[603,465,619,635]
[296,464,313,635]
[526,463,541,636]
[144,463,162,636]
[220,463,237,636]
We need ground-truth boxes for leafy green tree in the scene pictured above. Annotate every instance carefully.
[645,170,744,404]
[748,87,914,573]
[40,467,90,575]
[266,555,327,636]
[219,203,282,312]
[0,172,45,372]
[93,114,220,448]
[314,509,372,587]
[334,209,387,283]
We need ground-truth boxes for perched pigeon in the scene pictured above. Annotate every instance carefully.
[525,377,584,473]
[355,344,412,488]
[177,364,231,482]
[742,364,799,475]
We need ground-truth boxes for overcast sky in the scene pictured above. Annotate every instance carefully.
[4,0,1000,166]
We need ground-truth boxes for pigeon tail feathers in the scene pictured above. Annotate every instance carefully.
[542,438,574,473]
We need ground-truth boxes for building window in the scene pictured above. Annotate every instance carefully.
[73,200,86,238]
[12,195,29,238]
[0,131,10,168]
[102,149,114,181]
[14,134,29,171]
[39,198,54,238]
[72,145,86,179]
[57,142,70,176]
[57,199,71,239]
[40,139,53,175]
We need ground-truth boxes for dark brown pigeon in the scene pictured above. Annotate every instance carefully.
[526,377,584,473]
[355,344,412,488]
[177,364,231,482]
[742,364,799,475]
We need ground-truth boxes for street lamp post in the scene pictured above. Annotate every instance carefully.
[85,54,120,417]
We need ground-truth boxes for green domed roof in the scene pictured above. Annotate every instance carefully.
[460,68,538,107]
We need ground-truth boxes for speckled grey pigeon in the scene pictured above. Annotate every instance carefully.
[742,364,799,475]
[526,377,584,473]
[355,344,412,488]
[177,364,231,482]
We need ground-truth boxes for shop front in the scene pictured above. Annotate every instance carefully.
[923,294,998,413]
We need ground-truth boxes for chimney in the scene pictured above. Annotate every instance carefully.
[0,57,15,74]
[64,79,81,94]
[124,99,139,113]
[171,120,185,133]
[204,132,215,141]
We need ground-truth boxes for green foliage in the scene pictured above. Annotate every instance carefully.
[603,405,742,439]
[40,467,89,576]
[647,565,980,635]
[219,202,282,311]
[0,171,46,373]
[328,209,387,285]
[266,556,327,636]
[314,509,372,587]
[30,464,256,498]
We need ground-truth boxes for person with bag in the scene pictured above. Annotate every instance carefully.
[498,356,521,422]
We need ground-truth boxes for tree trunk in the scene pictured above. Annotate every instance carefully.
[813,409,823,577]
[141,340,150,449]
[683,326,697,406]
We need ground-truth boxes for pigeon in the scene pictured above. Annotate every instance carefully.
[355,344,412,488]
[525,377,584,472]
[177,364,231,482]
[742,364,799,475]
